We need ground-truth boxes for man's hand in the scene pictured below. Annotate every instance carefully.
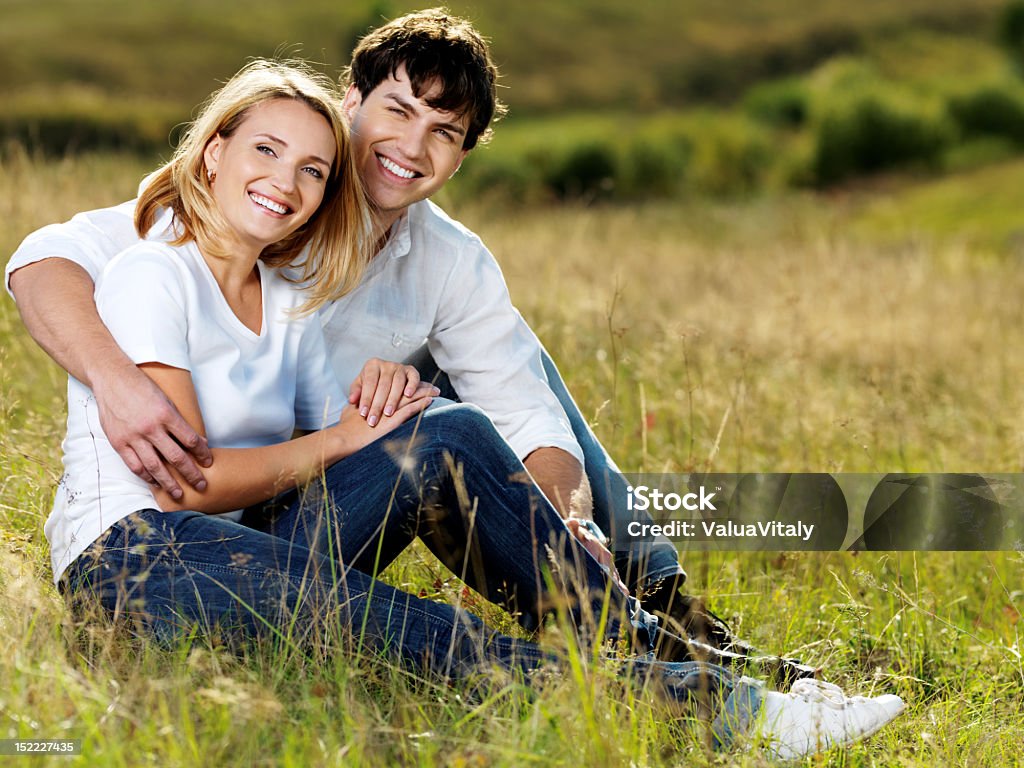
[9,258,211,498]
[349,358,439,427]
[564,517,629,597]
[91,362,212,499]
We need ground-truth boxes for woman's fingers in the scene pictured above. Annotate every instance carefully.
[351,359,431,427]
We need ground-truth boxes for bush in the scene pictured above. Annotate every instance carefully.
[811,88,955,184]
[685,113,774,196]
[997,0,1024,71]
[616,122,693,199]
[0,85,179,156]
[947,81,1024,144]
[743,77,811,128]
[543,141,618,200]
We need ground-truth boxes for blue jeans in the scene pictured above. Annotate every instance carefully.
[404,345,685,592]
[62,403,756,745]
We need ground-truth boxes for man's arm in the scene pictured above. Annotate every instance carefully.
[9,258,211,498]
[524,447,592,520]
[525,447,628,594]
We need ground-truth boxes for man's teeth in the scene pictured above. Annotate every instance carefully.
[379,156,416,179]
[249,193,289,214]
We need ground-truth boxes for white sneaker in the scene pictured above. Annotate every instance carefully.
[756,678,906,759]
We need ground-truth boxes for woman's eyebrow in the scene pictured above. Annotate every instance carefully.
[254,133,331,166]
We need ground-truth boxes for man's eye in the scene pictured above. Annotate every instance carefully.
[435,129,452,142]
[387,107,406,116]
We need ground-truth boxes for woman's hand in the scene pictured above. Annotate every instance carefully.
[348,358,439,427]
[332,389,434,457]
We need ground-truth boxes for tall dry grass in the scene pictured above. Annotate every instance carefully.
[0,150,1022,765]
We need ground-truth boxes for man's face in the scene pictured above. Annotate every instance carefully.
[342,64,470,229]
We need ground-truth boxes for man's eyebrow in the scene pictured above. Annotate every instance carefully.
[254,133,331,167]
[384,93,466,136]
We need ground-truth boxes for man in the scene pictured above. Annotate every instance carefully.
[6,7,791,674]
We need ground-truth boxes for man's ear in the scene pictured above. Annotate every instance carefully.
[341,85,363,121]
[450,148,470,178]
[203,135,223,176]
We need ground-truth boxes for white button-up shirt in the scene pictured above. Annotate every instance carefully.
[6,198,583,464]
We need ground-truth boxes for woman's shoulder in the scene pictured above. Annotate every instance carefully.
[97,241,198,300]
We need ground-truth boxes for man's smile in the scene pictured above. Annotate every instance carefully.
[377,154,421,180]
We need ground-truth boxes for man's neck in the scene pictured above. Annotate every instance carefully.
[370,205,409,257]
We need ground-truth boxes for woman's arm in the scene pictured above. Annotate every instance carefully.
[142,362,430,514]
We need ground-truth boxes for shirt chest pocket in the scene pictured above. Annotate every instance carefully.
[330,318,430,360]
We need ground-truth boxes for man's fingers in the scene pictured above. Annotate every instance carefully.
[117,446,155,485]
[133,441,183,500]
[392,394,433,421]
[168,416,213,468]
[409,382,440,401]
[402,366,421,398]
[155,432,208,491]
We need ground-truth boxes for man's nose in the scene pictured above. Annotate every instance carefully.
[396,124,428,160]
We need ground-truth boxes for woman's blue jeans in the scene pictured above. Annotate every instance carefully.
[405,345,686,592]
[63,403,756,745]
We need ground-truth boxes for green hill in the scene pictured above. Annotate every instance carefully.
[0,0,1007,115]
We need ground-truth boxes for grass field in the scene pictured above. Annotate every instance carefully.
[1,150,1023,766]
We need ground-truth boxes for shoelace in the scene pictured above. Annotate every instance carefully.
[788,679,848,710]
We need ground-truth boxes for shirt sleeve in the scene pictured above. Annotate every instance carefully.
[428,236,584,465]
[5,200,140,299]
[94,245,191,371]
[294,314,345,431]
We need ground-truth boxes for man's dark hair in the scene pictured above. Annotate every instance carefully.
[344,7,506,150]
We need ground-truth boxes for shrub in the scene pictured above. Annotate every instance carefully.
[811,87,955,184]
[616,122,693,199]
[997,0,1024,71]
[685,113,774,196]
[947,81,1024,144]
[0,85,179,156]
[743,77,811,128]
[543,141,618,200]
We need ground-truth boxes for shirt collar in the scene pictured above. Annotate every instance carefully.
[147,206,181,242]
[378,209,412,260]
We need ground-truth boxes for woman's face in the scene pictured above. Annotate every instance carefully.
[203,98,337,254]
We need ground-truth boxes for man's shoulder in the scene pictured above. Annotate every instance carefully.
[407,199,485,252]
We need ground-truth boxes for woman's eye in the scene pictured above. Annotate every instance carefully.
[256,144,276,156]
[303,167,324,180]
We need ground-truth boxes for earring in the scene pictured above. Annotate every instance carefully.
[207,169,216,183]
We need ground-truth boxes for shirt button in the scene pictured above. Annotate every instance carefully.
[392,333,403,347]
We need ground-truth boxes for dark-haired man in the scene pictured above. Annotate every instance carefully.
[7,8,779,672]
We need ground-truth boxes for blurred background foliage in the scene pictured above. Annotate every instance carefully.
[6,0,1024,201]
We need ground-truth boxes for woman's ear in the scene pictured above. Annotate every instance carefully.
[203,135,223,178]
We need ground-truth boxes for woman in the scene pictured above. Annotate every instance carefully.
[48,60,903,759]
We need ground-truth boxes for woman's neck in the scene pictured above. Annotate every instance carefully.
[197,236,264,334]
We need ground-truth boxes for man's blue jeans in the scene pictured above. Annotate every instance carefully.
[405,345,686,593]
[63,403,756,745]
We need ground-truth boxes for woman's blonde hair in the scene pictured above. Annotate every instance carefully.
[136,59,371,313]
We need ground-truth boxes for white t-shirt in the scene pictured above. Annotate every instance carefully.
[7,198,583,465]
[44,223,344,583]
